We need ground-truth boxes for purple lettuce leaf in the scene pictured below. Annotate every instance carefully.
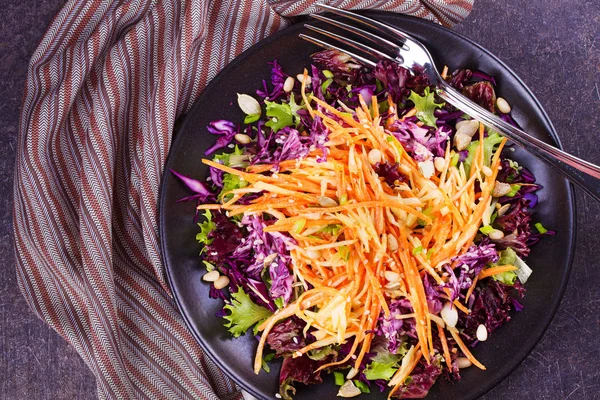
[203,212,243,263]
[266,318,307,357]
[391,357,442,399]
[458,280,525,346]
[462,81,496,113]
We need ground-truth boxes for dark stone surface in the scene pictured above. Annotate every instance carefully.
[0,1,597,399]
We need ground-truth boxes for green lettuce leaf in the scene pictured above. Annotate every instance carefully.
[408,87,444,127]
[265,101,294,132]
[492,247,517,285]
[463,130,505,175]
[196,210,215,249]
[364,339,408,381]
[218,173,248,202]
[213,145,247,168]
[223,287,273,338]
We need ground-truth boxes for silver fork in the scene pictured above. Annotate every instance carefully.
[300,4,600,202]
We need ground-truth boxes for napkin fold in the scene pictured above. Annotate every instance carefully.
[13,1,472,398]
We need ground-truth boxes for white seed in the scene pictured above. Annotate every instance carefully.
[456,119,479,138]
[202,270,220,282]
[384,281,401,290]
[263,253,277,268]
[492,181,512,197]
[488,229,505,240]
[497,203,511,216]
[441,302,458,328]
[368,149,382,165]
[296,74,311,86]
[476,324,488,342]
[213,275,230,290]
[454,132,472,151]
[337,380,361,398]
[496,97,512,114]
[317,196,338,207]
[236,93,261,115]
[234,133,251,144]
[312,330,327,341]
[306,249,321,260]
[434,157,446,172]
[455,119,471,130]
[418,160,435,178]
[346,367,358,379]
[457,357,472,369]
[384,271,401,282]
[283,76,295,92]
[482,166,493,177]
[387,234,399,252]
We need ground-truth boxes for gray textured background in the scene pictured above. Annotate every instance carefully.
[1,0,598,399]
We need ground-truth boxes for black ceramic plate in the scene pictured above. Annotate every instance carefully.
[160,12,575,400]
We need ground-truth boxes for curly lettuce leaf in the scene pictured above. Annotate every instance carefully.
[265,101,294,132]
[223,287,273,337]
[213,145,247,168]
[364,338,408,381]
[218,173,248,202]
[196,210,215,248]
[408,87,444,127]
[463,130,504,174]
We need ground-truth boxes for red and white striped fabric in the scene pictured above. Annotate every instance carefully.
[13,1,472,399]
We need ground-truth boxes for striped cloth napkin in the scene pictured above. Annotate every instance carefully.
[13,1,472,399]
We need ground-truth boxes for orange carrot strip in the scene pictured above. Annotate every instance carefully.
[477,265,518,280]
[448,328,486,370]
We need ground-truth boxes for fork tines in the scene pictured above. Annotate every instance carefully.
[300,4,416,66]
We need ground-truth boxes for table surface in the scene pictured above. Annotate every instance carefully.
[1,1,599,399]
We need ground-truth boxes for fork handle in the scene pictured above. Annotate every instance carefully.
[435,82,600,202]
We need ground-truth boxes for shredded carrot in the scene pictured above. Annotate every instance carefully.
[448,328,486,370]
[198,88,513,385]
[478,265,518,280]
[441,65,449,80]
[437,323,453,371]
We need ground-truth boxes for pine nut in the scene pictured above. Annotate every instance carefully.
[456,119,479,138]
[434,157,446,172]
[482,166,493,177]
[234,133,251,144]
[492,181,512,197]
[496,97,511,114]
[346,367,358,379]
[454,132,472,151]
[202,270,220,282]
[213,275,230,290]
[306,249,321,260]
[368,149,382,165]
[441,302,458,328]
[488,229,505,240]
[384,271,400,282]
[317,196,338,207]
[387,234,399,252]
[418,160,435,178]
[283,76,295,92]
[296,74,311,86]
[497,203,511,216]
[476,324,488,342]
[457,357,472,369]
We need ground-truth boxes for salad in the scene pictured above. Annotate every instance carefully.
[172,50,552,399]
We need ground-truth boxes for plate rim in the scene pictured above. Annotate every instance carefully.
[159,12,577,400]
